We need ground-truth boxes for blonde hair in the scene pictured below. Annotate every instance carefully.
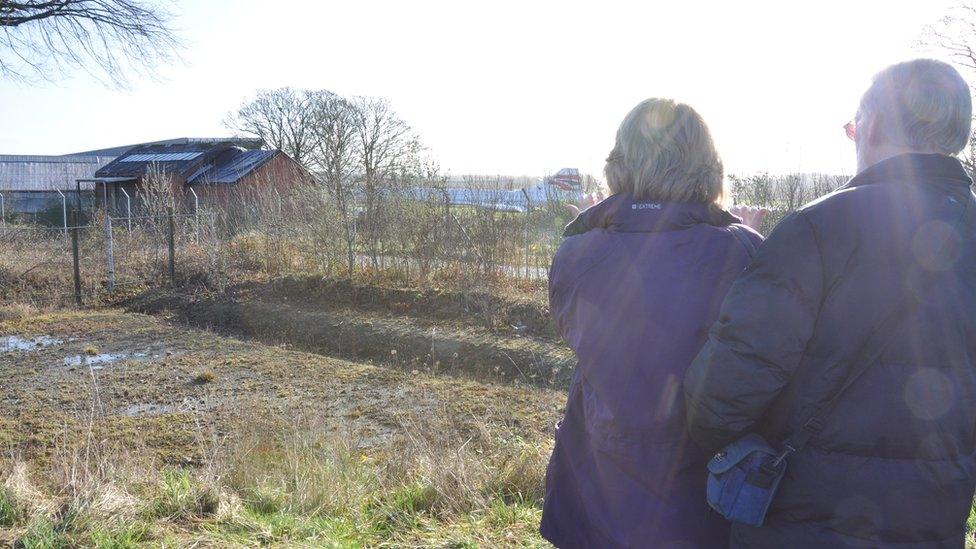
[604,98,725,205]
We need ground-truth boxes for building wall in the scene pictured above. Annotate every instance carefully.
[188,152,313,206]
[0,190,95,225]
[90,152,314,219]
[2,191,62,215]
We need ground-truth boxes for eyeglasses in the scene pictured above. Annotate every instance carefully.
[843,119,857,141]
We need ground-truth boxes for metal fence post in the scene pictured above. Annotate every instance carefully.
[189,187,199,244]
[105,214,115,292]
[57,189,67,239]
[120,187,132,231]
[0,192,5,230]
[167,206,176,286]
[71,211,82,306]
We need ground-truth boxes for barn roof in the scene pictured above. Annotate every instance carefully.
[186,149,277,185]
[0,155,114,192]
[95,139,266,180]
[67,137,264,158]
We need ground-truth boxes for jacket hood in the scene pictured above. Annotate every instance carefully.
[563,193,741,237]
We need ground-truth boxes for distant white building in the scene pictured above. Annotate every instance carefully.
[0,155,114,216]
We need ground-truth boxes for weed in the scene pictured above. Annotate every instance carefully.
[89,521,152,548]
[192,370,216,384]
[18,516,69,549]
[0,486,22,527]
[367,481,438,534]
[0,303,36,324]
[147,469,219,521]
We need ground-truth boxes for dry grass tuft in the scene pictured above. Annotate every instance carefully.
[3,462,50,520]
[0,303,37,324]
[192,370,216,384]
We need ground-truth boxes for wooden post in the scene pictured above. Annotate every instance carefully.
[71,211,82,306]
[167,206,176,286]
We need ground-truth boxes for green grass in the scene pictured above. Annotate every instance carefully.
[0,421,552,548]
[17,517,69,549]
[146,469,219,522]
[89,522,153,548]
[0,486,22,527]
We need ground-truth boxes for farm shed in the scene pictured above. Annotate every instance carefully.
[88,138,312,215]
[0,155,114,218]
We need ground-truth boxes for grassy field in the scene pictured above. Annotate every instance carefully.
[0,304,563,547]
[3,278,975,547]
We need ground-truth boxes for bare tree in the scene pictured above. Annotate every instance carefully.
[776,173,807,212]
[225,88,323,168]
[311,92,360,277]
[810,174,840,198]
[922,3,976,181]
[0,0,179,85]
[352,96,421,265]
[141,161,175,218]
[922,3,976,74]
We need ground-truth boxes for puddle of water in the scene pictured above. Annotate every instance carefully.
[1,335,61,352]
[62,350,153,370]
[124,403,175,417]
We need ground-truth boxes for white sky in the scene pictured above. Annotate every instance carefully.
[0,0,963,178]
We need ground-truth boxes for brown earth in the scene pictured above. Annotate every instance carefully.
[260,276,556,339]
[0,309,567,467]
[123,276,575,388]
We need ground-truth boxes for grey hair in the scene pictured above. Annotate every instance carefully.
[604,98,725,205]
[860,59,972,155]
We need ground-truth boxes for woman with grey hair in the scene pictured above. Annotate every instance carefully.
[540,98,763,548]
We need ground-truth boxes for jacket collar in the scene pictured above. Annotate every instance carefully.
[845,153,973,193]
[563,193,740,237]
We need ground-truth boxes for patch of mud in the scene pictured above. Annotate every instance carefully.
[0,308,567,469]
[1,335,62,352]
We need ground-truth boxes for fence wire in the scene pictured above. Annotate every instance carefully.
[1,174,848,308]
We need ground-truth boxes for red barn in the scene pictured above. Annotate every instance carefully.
[88,138,313,214]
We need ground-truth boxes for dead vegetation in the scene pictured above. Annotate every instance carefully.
[0,307,561,546]
[0,171,855,547]
[0,416,551,547]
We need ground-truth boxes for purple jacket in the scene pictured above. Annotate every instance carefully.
[540,194,761,548]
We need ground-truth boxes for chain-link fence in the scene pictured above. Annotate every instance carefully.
[0,173,849,308]
[0,186,568,307]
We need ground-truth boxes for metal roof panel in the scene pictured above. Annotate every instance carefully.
[0,155,114,191]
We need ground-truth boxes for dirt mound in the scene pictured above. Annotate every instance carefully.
[260,276,557,340]
[128,289,574,387]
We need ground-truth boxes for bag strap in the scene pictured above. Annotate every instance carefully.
[776,195,974,462]
[729,224,758,258]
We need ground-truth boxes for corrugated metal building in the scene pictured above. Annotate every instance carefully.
[0,155,114,215]
[0,137,311,220]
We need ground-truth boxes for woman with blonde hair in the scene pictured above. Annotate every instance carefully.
[540,98,763,548]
